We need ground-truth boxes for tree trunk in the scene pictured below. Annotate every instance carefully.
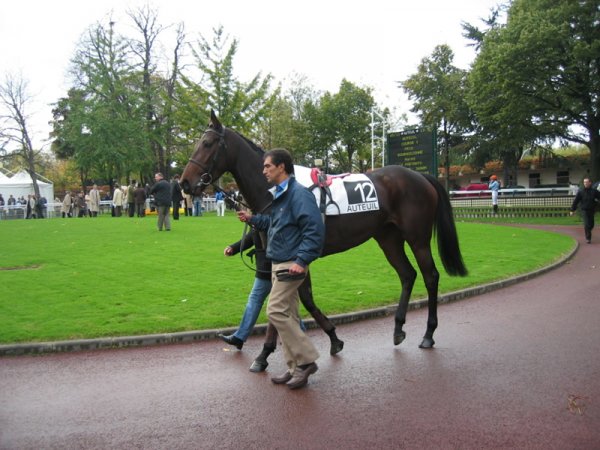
[589,129,600,182]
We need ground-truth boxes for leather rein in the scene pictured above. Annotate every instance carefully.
[187,126,271,273]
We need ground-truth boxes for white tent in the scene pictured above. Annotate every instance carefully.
[0,170,54,202]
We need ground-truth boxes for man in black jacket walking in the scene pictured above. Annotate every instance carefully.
[570,177,600,243]
[149,173,172,231]
[171,174,184,220]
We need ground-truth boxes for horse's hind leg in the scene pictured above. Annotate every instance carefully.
[375,231,417,346]
[410,245,440,349]
[298,272,344,355]
[250,323,277,373]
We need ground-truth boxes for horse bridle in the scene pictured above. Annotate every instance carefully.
[188,127,276,274]
[187,127,227,187]
[187,126,254,212]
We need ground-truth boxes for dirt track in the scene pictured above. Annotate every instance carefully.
[1,225,599,449]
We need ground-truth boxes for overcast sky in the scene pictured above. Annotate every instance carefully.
[1,0,500,149]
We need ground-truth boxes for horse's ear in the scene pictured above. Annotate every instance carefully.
[210,109,223,132]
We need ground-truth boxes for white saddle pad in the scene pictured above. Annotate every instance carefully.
[294,165,380,215]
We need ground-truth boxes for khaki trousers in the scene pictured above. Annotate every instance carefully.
[268,262,319,372]
[157,205,171,230]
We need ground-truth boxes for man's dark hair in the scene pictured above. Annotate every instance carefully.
[265,149,295,175]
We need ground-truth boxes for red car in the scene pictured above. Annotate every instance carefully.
[454,183,491,198]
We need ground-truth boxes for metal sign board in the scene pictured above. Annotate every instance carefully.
[387,129,437,176]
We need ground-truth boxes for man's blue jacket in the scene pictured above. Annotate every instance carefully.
[250,176,325,267]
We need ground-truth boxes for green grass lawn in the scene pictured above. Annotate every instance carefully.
[0,212,575,344]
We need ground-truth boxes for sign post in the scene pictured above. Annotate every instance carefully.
[370,108,386,170]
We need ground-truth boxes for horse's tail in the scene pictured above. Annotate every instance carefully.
[423,173,468,277]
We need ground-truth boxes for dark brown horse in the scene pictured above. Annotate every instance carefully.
[181,111,467,356]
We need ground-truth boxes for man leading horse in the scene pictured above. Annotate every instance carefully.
[238,149,324,390]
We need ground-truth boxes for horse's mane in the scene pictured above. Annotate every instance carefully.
[233,130,265,157]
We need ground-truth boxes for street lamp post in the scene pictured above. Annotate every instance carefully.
[370,108,386,170]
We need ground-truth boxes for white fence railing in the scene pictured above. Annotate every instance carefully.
[0,198,219,220]
[450,186,575,198]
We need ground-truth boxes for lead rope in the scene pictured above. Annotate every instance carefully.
[213,183,273,274]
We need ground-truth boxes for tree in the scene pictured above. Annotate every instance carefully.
[179,26,277,138]
[329,80,374,173]
[128,5,179,177]
[304,80,374,173]
[401,44,471,190]
[49,88,96,190]
[0,73,42,197]
[256,74,319,162]
[469,0,600,181]
[53,19,148,190]
[160,23,187,174]
[461,4,506,51]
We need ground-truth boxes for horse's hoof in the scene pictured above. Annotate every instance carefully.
[419,337,435,349]
[249,359,268,373]
[330,339,344,356]
[394,331,406,346]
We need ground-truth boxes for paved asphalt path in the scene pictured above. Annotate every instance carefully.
[1,225,599,449]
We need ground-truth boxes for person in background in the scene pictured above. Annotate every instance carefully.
[7,194,16,218]
[488,175,501,214]
[193,193,203,216]
[183,191,193,216]
[149,173,171,231]
[112,184,124,217]
[134,182,147,217]
[36,195,47,218]
[88,184,100,217]
[171,174,183,220]
[215,190,226,216]
[26,194,37,219]
[84,192,92,217]
[61,191,72,218]
[76,191,87,217]
[570,177,600,244]
[127,180,136,218]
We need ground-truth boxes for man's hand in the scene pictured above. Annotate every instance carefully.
[237,211,252,222]
[224,246,233,256]
[288,263,306,275]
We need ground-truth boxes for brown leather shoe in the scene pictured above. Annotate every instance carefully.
[271,371,293,384]
[286,362,318,390]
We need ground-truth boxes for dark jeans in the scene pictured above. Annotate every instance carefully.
[128,203,135,217]
[172,201,180,220]
[582,209,595,240]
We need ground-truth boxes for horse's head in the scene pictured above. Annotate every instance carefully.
[181,110,272,212]
[180,110,229,196]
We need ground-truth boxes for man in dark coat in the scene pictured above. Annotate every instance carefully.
[171,174,184,220]
[149,173,172,231]
[570,177,600,243]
